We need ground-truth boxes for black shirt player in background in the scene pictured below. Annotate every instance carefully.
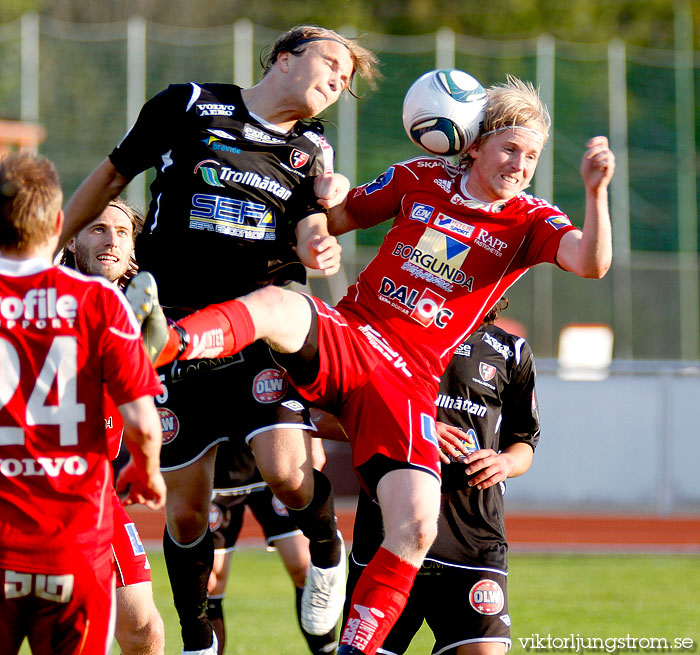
[345,298,540,655]
[61,25,378,655]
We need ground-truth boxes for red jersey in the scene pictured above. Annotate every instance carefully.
[338,157,578,384]
[0,255,162,574]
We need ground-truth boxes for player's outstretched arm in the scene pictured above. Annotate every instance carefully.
[116,395,166,510]
[59,158,130,252]
[555,136,615,279]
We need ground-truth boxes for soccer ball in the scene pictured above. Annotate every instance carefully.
[402,69,487,157]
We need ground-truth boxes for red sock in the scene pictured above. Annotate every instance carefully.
[177,299,256,360]
[339,547,418,655]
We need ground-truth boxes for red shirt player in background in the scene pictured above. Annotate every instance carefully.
[127,75,614,655]
[62,198,165,655]
[0,152,165,655]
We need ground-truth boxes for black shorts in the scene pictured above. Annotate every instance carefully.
[209,485,301,551]
[346,554,510,654]
[155,340,314,470]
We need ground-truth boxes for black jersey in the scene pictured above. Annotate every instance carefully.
[352,323,540,574]
[109,83,334,309]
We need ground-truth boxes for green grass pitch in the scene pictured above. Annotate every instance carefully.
[144,549,700,654]
[18,548,700,654]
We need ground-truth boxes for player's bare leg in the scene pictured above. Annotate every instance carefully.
[207,550,231,655]
[338,469,440,655]
[458,643,508,655]
[126,273,311,367]
[116,584,166,655]
[275,536,338,655]
[251,428,346,637]
[162,448,219,654]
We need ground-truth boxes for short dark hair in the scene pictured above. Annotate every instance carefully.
[482,297,509,324]
[0,151,62,252]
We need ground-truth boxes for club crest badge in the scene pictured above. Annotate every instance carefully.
[479,362,496,381]
[290,149,309,168]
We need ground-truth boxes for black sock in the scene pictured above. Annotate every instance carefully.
[287,469,341,568]
[296,586,338,654]
[207,597,225,655]
[163,526,214,650]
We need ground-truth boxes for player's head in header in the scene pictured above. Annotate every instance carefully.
[62,198,141,288]
[461,75,551,203]
[0,151,63,258]
[259,25,379,119]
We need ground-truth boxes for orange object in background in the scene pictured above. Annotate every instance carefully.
[0,119,46,156]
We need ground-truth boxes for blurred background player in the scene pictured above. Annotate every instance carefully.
[61,198,165,655]
[0,152,165,655]
[345,298,540,655]
[62,24,378,654]
[207,430,335,655]
[127,74,613,655]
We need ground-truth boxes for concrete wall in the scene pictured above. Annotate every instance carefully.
[325,361,700,515]
[506,361,700,514]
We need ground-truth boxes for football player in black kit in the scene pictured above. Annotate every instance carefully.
[207,432,336,655]
[61,25,378,655]
[344,299,539,655]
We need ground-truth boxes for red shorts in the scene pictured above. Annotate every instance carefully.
[112,493,152,588]
[0,559,115,654]
[290,297,442,485]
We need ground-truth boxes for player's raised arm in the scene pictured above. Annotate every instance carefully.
[116,395,166,510]
[59,158,130,251]
[555,136,615,279]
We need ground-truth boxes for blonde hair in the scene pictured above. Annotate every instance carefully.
[262,25,380,96]
[0,151,62,252]
[460,75,550,167]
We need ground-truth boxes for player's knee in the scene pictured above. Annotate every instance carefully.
[167,503,211,541]
[260,470,309,508]
[413,515,438,553]
[116,607,165,655]
[392,515,437,558]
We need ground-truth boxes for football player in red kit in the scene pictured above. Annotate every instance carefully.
[129,75,614,655]
[0,152,165,654]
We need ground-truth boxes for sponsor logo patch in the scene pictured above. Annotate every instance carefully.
[434,178,452,192]
[243,124,285,144]
[341,604,385,651]
[469,579,505,615]
[196,103,235,116]
[545,215,572,230]
[208,503,223,532]
[435,213,474,238]
[159,407,179,444]
[125,522,146,556]
[271,495,289,517]
[252,368,287,404]
[281,399,304,412]
[482,331,514,359]
[409,202,434,224]
[445,427,479,463]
